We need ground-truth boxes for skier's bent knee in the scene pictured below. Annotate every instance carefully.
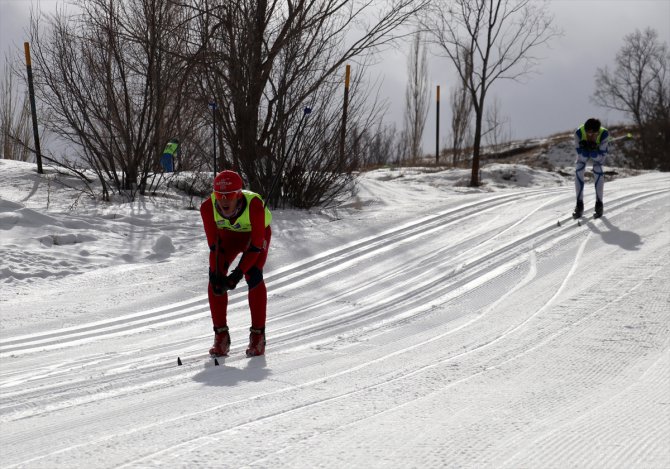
[246,266,264,289]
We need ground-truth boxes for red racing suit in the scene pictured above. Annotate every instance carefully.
[200,190,272,329]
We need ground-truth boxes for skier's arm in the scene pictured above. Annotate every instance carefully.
[575,130,584,155]
[200,197,218,250]
[597,130,609,156]
[235,197,266,274]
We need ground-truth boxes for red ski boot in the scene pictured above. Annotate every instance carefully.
[209,326,230,357]
[246,327,266,357]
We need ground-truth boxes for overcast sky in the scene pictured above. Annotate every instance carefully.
[1,0,669,152]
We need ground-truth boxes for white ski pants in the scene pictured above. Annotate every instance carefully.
[575,153,606,203]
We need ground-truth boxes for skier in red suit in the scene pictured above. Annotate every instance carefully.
[200,170,272,357]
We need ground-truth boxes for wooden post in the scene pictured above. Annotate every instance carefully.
[340,64,350,162]
[435,85,440,164]
[24,42,43,174]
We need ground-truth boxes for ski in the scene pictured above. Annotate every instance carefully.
[575,213,599,226]
[557,213,598,227]
[556,215,586,227]
[177,355,224,367]
[556,216,573,227]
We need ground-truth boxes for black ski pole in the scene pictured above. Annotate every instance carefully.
[264,106,312,207]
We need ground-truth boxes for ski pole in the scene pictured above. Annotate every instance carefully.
[264,106,312,206]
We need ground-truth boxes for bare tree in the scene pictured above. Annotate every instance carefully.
[364,123,401,167]
[483,95,511,154]
[28,0,202,200]
[594,28,669,170]
[450,67,472,166]
[1,56,33,161]
[424,0,560,186]
[404,30,430,163]
[188,0,428,206]
[277,62,390,207]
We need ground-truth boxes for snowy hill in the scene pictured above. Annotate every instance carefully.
[1,150,669,468]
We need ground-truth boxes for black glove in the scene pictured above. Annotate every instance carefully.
[226,268,244,291]
[209,270,226,296]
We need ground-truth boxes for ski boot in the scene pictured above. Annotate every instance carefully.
[209,326,230,357]
[572,200,584,219]
[246,327,266,357]
[594,200,603,218]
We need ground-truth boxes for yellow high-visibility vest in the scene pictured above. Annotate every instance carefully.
[210,190,272,232]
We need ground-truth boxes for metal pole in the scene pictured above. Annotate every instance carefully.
[24,42,43,174]
[209,100,217,175]
[436,85,440,164]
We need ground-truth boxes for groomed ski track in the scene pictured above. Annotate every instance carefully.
[1,173,669,468]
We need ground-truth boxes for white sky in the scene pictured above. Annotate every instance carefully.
[1,0,669,151]
[380,0,670,145]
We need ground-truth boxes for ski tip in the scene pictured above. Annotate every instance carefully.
[177,357,183,366]
[214,358,220,366]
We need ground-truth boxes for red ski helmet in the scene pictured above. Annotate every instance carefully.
[213,170,243,201]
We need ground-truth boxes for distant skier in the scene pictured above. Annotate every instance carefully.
[200,170,273,357]
[573,118,609,218]
[161,139,179,173]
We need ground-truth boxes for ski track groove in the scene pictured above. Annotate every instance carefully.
[8,223,668,468]
[115,251,668,469]
[1,186,665,358]
[1,182,669,468]
[0,190,566,401]
[1,189,551,354]
[0,190,623,390]
[2,187,665,360]
[0,188,667,412]
[241,250,670,468]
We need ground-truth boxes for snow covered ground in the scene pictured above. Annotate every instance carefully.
[1,153,669,468]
